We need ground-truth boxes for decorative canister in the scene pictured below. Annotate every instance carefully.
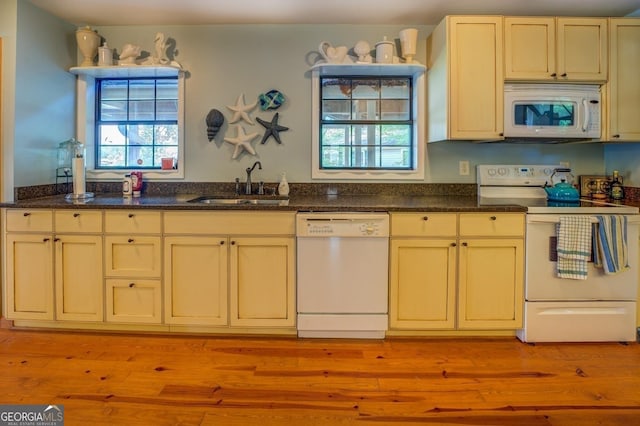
[98,42,113,66]
[75,26,101,67]
[375,37,394,64]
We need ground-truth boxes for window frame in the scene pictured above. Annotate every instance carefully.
[74,68,185,180]
[311,65,425,180]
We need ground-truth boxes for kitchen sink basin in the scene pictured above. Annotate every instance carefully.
[188,196,289,206]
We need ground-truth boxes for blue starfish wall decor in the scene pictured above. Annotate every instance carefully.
[256,112,289,144]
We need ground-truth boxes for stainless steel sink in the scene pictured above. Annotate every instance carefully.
[188,196,289,206]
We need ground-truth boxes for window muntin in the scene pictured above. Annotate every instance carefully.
[96,77,179,169]
[319,76,413,170]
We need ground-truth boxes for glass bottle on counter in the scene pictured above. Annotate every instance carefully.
[610,170,624,200]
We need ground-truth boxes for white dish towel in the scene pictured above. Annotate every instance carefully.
[593,215,629,275]
[556,216,592,280]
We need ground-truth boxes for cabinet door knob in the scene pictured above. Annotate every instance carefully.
[128,238,134,243]
[129,283,135,288]
[23,212,31,217]
[550,73,557,77]
[43,237,50,242]
[450,242,457,247]
[73,213,80,217]
[128,213,135,218]
[560,73,567,77]
[490,216,497,221]
[54,238,60,242]
[231,241,236,245]
[462,242,468,246]
[220,240,225,245]
[422,216,429,221]
[613,134,621,138]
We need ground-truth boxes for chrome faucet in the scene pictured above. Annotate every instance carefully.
[245,161,262,194]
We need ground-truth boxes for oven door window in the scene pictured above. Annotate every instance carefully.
[513,101,576,128]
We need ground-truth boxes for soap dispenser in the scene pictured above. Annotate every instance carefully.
[278,172,289,196]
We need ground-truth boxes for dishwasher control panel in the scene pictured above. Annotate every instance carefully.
[296,213,389,237]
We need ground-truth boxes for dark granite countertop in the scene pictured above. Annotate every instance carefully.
[1,192,526,212]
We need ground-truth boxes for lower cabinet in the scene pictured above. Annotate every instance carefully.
[105,279,162,324]
[389,212,525,332]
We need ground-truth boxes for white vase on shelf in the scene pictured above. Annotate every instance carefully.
[75,26,101,67]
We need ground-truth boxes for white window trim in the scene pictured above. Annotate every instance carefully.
[75,71,185,180]
[311,65,426,180]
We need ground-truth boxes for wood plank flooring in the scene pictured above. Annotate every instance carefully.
[1,327,639,425]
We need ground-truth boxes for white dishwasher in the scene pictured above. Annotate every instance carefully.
[296,212,389,338]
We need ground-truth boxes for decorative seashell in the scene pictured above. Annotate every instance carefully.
[205,109,225,141]
[258,90,285,111]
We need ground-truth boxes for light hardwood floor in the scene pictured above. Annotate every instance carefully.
[1,327,639,425]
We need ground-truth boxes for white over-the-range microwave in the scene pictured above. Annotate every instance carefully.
[503,83,601,139]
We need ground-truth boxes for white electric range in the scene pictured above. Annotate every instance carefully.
[478,165,639,343]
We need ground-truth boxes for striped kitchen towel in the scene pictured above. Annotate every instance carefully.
[556,216,592,280]
[593,215,629,275]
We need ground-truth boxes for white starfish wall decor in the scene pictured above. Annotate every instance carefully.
[227,93,257,125]
[224,125,259,159]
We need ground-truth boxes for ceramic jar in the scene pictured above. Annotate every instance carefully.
[375,37,394,64]
[75,26,101,67]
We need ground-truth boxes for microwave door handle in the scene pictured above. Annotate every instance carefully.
[582,99,590,132]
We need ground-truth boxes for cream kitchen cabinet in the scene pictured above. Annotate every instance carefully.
[104,211,162,324]
[605,18,640,141]
[389,212,524,332]
[163,212,296,330]
[427,15,504,141]
[4,209,103,322]
[504,17,607,82]
[389,213,457,329]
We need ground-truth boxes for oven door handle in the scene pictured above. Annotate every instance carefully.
[527,214,640,224]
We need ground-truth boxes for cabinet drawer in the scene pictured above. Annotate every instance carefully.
[459,213,524,237]
[391,213,457,237]
[105,236,162,277]
[164,211,295,235]
[106,279,162,324]
[6,210,53,232]
[55,210,102,233]
[105,211,161,234]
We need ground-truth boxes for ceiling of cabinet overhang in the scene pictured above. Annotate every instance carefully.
[28,0,640,25]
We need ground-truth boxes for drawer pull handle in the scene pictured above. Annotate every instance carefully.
[129,283,135,288]
[422,216,429,221]
[23,212,31,217]
[462,242,468,246]
[450,242,457,247]
[220,240,225,245]
[128,214,135,218]
[128,238,134,243]
[73,213,80,217]
[54,238,60,242]
[43,237,50,242]
[490,216,497,221]
[231,241,236,245]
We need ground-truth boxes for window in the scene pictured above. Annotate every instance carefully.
[311,65,425,180]
[320,76,413,170]
[96,77,179,169]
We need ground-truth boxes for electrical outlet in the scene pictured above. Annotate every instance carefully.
[459,160,470,176]
[560,161,570,168]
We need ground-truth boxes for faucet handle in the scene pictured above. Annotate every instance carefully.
[258,181,265,195]
[234,177,241,195]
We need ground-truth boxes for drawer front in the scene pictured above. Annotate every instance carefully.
[459,213,525,237]
[105,236,162,277]
[105,211,162,234]
[391,213,457,237]
[164,211,295,235]
[55,210,102,233]
[106,279,162,324]
[6,210,53,232]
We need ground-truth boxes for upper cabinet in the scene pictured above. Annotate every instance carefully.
[605,18,640,141]
[504,17,608,82]
[427,16,504,141]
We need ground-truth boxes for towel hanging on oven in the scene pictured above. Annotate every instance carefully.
[556,216,592,280]
[593,215,629,275]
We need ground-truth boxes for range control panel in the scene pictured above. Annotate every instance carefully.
[296,213,389,237]
[477,165,560,187]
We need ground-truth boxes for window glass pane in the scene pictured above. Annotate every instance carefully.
[127,124,154,145]
[100,101,127,121]
[156,100,178,120]
[99,146,125,167]
[321,146,351,168]
[381,79,410,99]
[351,124,379,146]
[129,80,155,100]
[154,146,178,165]
[100,80,127,100]
[381,125,411,146]
[128,100,155,120]
[381,146,411,167]
[381,100,410,120]
[321,124,350,146]
[352,99,379,120]
[98,124,126,146]
[155,125,179,146]
[156,80,178,99]
[322,100,350,120]
[321,78,351,99]
[351,79,379,99]
[128,146,154,167]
